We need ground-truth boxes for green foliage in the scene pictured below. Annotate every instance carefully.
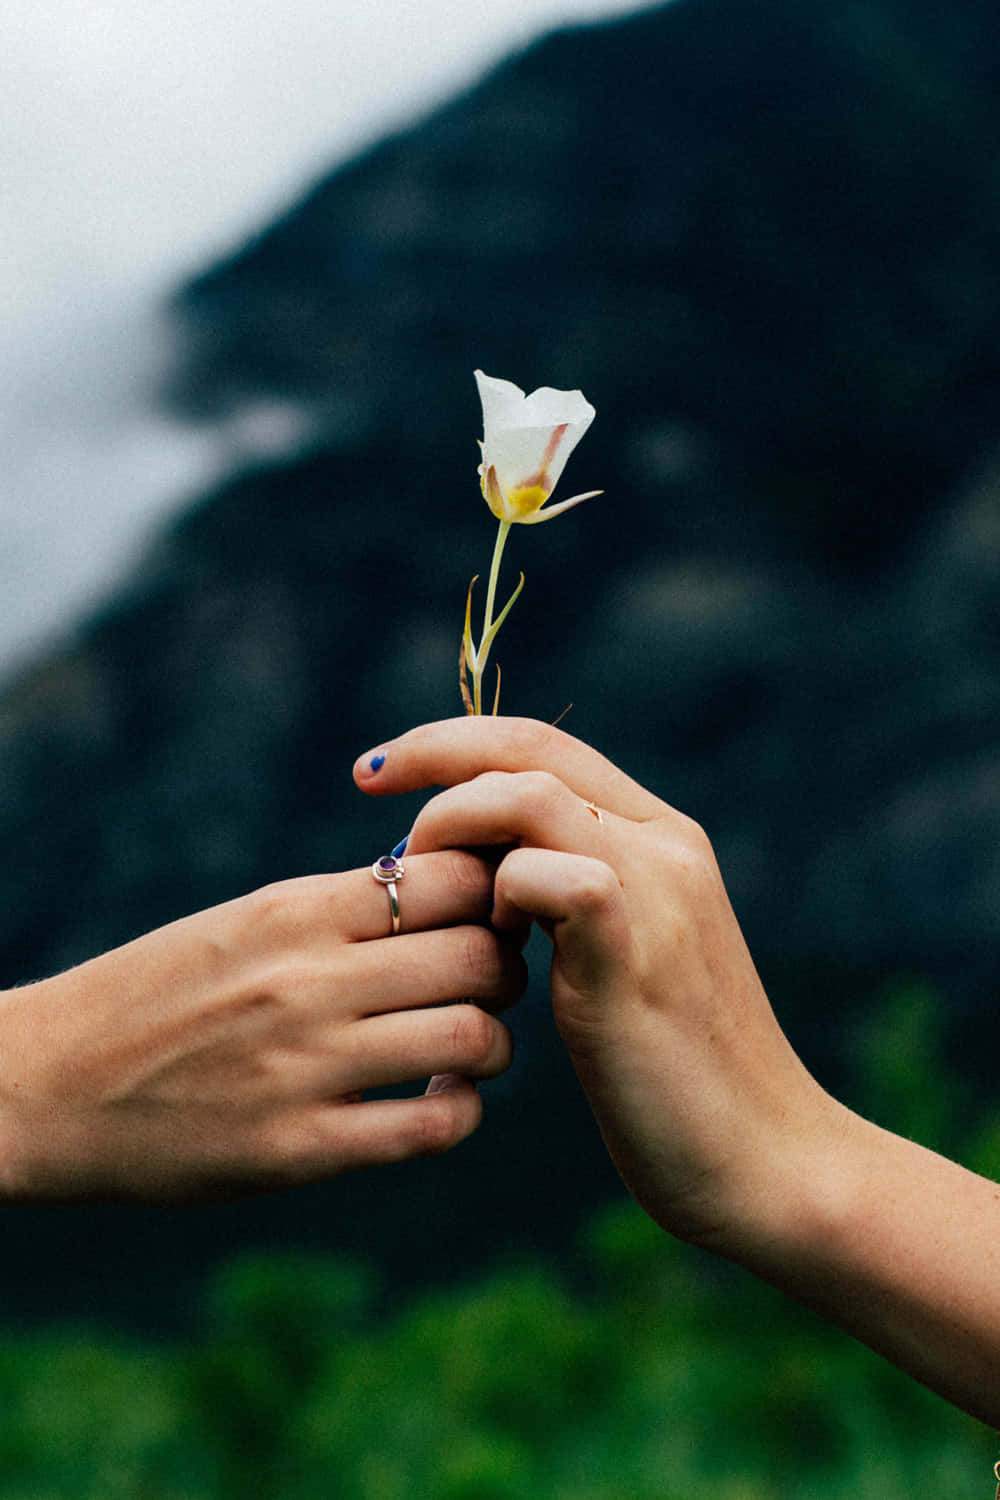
[180,1255,377,1500]
[0,1331,185,1499]
[0,983,995,1499]
[0,1218,990,1499]
[850,979,962,1153]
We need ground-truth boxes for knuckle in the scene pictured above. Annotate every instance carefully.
[674,816,719,880]
[448,1004,498,1068]
[649,815,721,905]
[460,923,503,982]
[411,1092,469,1156]
[240,879,302,939]
[440,847,491,907]
[498,715,562,763]
[566,859,621,916]
[516,768,566,812]
[467,769,512,797]
[678,812,714,855]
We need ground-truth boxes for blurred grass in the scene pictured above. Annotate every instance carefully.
[0,981,995,1499]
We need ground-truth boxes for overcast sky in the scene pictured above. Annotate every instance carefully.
[1,0,657,672]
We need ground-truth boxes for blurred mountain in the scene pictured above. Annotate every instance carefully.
[2,0,1000,1326]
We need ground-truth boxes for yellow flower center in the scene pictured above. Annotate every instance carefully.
[506,483,550,519]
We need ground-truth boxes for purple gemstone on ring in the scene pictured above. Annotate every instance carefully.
[378,856,397,873]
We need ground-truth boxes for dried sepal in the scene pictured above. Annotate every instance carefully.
[459,575,478,716]
[459,635,474,716]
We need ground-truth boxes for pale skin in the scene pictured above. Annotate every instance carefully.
[0,852,523,1203]
[355,717,1000,1428]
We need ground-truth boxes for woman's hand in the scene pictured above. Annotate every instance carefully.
[0,852,523,1203]
[355,718,1000,1426]
[355,717,833,1252]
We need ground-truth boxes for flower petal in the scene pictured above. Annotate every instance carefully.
[474,371,529,434]
[519,385,596,432]
[519,489,603,524]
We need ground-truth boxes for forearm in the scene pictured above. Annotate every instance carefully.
[718,1106,1000,1426]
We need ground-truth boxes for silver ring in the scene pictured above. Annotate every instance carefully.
[372,854,405,935]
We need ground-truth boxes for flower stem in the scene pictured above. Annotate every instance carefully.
[483,519,511,639]
[473,519,512,715]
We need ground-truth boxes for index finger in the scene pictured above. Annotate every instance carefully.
[353,717,666,823]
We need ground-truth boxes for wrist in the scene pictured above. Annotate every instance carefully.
[703,1093,912,1323]
[693,1083,860,1277]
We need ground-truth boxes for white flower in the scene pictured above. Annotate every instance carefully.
[475,370,601,524]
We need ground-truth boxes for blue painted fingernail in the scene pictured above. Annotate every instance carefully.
[391,835,409,859]
[369,753,386,772]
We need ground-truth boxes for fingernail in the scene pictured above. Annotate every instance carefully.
[368,753,387,772]
[391,835,409,859]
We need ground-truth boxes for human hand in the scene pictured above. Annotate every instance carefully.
[0,853,523,1203]
[355,719,839,1255]
[355,721,1000,1427]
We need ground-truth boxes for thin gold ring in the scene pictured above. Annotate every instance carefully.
[372,855,405,935]
[584,800,604,825]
